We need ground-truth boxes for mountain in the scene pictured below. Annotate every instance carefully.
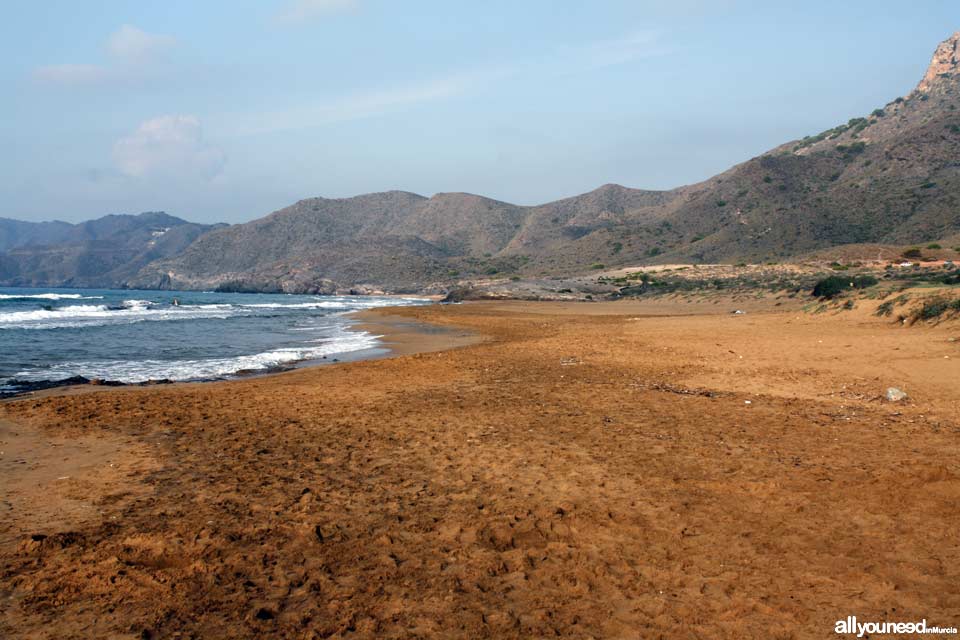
[0,212,223,288]
[8,31,960,293]
[630,30,960,265]
[0,218,74,252]
[128,187,679,292]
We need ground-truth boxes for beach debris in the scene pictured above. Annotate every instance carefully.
[885,387,908,402]
[731,309,746,315]
[744,400,752,405]
[645,382,722,398]
[560,357,582,366]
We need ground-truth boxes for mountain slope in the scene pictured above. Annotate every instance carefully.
[0,212,222,288]
[646,34,960,265]
[128,184,676,292]
[0,218,74,252]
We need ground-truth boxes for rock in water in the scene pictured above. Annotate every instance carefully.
[886,387,908,402]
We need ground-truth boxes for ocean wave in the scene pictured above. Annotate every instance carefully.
[12,329,380,383]
[0,293,104,300]
[0,303,239,330]
[239,297,425,310]
[119,299,157,310]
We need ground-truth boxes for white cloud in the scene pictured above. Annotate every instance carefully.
[274,0,358,24]
[32,25,176,87]
[113,115,226,181]
[107,24,177,61]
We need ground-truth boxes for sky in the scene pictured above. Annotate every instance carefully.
[2,1,958,224]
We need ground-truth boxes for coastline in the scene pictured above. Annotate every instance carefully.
[1,296,958,638]
[0,302,479,402]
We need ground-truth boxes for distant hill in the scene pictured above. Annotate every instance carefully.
[0,212,223,288]
[0,218,74,252]
[7,31,960,293]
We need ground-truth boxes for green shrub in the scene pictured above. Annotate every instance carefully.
[763,176,773,183]
[916,297,960,321]
[812,277,847,298]
[591,263,605,270]
[716,200,727,207]
[871,108,886,117]
[903,248,922,258]
[927,243,942,250]
[812,275,878,299]
[836,141,867,156]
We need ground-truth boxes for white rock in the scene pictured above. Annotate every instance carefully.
[885,387,908,402]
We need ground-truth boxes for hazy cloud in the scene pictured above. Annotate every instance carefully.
[107,24,177,61]
[220,29,664,136]
[113,115,226,180]
[573,30,664,70]
[33,25,176,87]
[221,68,506,136]
[33,63,109,86]
[274,0,358,24]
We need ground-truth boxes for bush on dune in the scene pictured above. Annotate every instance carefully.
[812,275,878,299]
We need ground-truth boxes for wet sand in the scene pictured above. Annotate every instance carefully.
[1,297,958,638]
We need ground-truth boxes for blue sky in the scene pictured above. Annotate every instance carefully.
[2,1,958,223]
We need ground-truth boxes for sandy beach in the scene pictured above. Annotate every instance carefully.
[1,296,958,638]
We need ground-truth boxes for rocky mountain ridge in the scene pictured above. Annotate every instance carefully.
[0,212,222,288]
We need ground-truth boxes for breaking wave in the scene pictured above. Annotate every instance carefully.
[0,301,240,330]
[13,327,381,383]
[0,293,103,300]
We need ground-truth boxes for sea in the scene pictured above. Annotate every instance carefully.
[0,287,428,393]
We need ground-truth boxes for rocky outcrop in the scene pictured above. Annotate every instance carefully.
[917,31,959,93]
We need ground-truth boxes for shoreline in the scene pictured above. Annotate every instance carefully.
[0,304,481,402]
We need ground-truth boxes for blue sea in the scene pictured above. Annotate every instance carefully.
[0,287,427,391]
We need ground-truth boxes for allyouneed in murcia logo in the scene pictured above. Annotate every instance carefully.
[835,616,957,637]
